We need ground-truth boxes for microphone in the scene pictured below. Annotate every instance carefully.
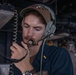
[27,32,54,46]
[28,39,38,46]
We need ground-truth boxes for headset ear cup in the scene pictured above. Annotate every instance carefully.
[42,21,56,39]
[49,24,56,37]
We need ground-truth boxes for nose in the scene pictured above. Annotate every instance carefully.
[27,27,34,37]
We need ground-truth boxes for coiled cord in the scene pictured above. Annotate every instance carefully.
[13,10,18,42]
[9,9,18,75]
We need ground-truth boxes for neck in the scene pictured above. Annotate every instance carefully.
[29,41,42,57]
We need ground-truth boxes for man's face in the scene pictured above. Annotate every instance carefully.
[21,14,46,45]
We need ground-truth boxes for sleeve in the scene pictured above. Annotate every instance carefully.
[50,48,74,75]
[12,64,23,75]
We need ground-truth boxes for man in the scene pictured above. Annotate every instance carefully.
[10,4,74,75]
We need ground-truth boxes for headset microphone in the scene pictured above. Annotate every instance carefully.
[28,39,38,46]
[28,33,54,46]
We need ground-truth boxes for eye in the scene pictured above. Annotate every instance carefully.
[35,27,42,31]
[24,24,29,28]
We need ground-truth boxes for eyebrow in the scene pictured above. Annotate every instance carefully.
[24,22,30,26]
[24,22,42,28]
[34,26,42,28]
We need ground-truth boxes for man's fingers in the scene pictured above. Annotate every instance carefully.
[21,41,28,50]
[12,42,23,50]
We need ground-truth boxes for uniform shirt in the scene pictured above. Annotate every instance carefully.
[13,42,74,75]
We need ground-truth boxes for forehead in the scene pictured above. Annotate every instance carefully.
[23,14,44,23]
[23,14,46,27]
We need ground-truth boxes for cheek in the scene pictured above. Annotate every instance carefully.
[22,28,27,38]
[34,30,45,40]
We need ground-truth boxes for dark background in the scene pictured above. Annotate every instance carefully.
[0,0,76,69]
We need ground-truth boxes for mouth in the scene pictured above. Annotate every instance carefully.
[23,36,38,46]
[23,37,33,45]
[23,39,38,46]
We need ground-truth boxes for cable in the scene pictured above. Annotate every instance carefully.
[39,39,46,75]
[9,9,18,75]
[12,9,18,42]
[0,49,28,63]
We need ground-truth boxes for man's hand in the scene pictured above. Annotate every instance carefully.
[10,41,33,74]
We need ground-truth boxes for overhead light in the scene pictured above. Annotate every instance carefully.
[0,3,14,29]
